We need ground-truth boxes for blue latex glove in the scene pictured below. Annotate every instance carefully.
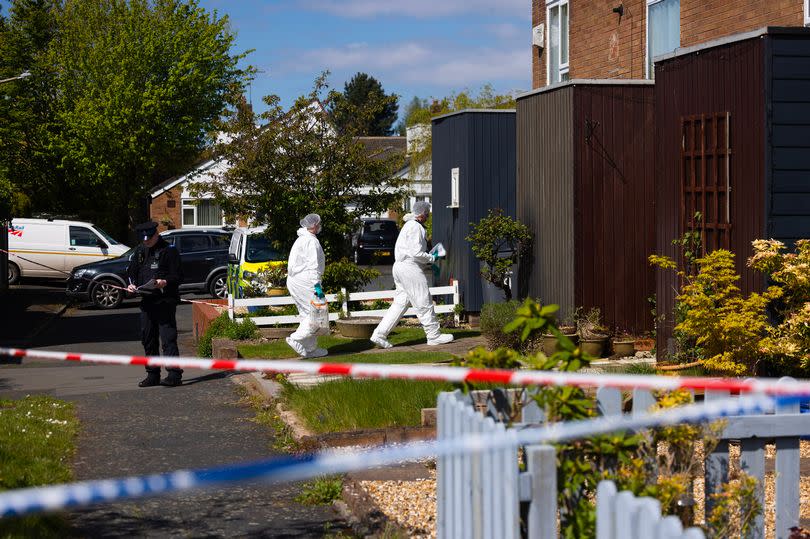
[432,251,440,261]
[314,282,325,299]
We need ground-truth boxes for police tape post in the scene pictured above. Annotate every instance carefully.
[0,391,793,518]
[4,346,810,396]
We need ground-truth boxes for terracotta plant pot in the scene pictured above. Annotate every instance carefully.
[580,337,608,358]
[611,339,636,358]
[541,331,579,356]
[634,338,655,352]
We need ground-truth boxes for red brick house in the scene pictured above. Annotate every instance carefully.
[532,0,807,88]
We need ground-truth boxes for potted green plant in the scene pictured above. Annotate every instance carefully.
[577,307,609,358]
[466,208,532,303]
[611,327,636,358]
[542,308,579,356]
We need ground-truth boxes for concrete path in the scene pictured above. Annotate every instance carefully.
[1,298,350,537]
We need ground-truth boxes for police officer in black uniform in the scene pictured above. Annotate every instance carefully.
[126,221,184,387]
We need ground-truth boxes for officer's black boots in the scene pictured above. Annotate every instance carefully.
[161,372,183,387]
[138,372,161,387]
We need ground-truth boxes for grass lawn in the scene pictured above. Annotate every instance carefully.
[238,327,479,362]
[281,378,455,433]
[0,395,80,537]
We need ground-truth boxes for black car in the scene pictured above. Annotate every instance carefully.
[66,228,232,309]
[351,219,399,265]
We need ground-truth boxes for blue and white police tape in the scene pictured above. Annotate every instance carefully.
[0,392,796,518]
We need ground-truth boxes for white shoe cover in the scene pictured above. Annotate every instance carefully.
[427,333,454,346]
[370,334,393,349]
[285,336,307,357]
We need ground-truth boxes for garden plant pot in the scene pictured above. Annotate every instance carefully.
[580,337,608,358]
[634,338,655,352]
[611,339,636,358]
[266,287,288,297]
[541,331,579,356]
[335,317,382,339]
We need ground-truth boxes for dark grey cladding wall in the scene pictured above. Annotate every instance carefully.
[767,33,810,246]
[431,110,517,312]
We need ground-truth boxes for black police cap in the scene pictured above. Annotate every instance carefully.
[134,221,158,240]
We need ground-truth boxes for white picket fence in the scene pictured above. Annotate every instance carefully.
[228,280,460,327]
[596,481,705,539]
[438,379,810,539]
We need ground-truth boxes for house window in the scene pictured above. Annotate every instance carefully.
[806,0,810,26]
[647,0,680,78]
[547,0,569,84]
[181,199,224,227]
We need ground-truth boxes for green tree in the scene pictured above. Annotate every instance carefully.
[0,0,60,220]
[39,0,250,239]
[328,72,399,136]
[193,73,409,261]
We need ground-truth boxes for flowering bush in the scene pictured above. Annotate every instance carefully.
[748,239,810,370]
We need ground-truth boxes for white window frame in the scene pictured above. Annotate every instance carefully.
[805,0,810,26]
[449,168,460,208]
[646,0,680,79]
[181,198,225,228]
[546,0,570,85]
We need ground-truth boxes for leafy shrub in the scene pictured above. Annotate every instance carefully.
[676,250,780,376]
[748,239,810,373]
[198,312,259,357]
[480,300,541,353]
[321,258,380,293]
[466,209,532,300]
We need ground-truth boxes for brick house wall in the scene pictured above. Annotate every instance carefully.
[149,185,182,232]
[532,0,805,88]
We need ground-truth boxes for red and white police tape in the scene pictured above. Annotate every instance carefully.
[3,347,810,396]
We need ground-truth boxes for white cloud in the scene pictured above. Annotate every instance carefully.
[484,22,523,41]
[277,40,529,89]
[297,0,527,19]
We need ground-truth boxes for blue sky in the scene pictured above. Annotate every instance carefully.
[195,0,531,119]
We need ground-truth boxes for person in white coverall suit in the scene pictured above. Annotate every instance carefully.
[371,201,454,348]
[285,214,328,358]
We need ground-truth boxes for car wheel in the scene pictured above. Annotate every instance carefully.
[91,279,123,309]
[7,262,20,285]
[208,272,228,299]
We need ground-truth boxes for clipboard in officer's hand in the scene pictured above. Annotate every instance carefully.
[137,279,157,291]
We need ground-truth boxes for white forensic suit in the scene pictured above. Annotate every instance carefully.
[286,227,326,357]
[373,214,442,341]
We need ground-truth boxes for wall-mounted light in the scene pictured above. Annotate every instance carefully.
[612,3,624,18]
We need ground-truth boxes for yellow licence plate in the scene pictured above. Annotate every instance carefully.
[379,251,391,257]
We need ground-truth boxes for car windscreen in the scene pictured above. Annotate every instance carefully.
[363,221,398,238]
[92,225,120,245]
[245,235,285,263]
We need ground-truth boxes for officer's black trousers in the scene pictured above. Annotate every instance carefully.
[140,301,182,375]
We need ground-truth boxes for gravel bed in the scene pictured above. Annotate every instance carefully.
[359,470,437,538]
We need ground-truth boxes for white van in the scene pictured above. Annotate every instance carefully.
[8,218,129,283]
